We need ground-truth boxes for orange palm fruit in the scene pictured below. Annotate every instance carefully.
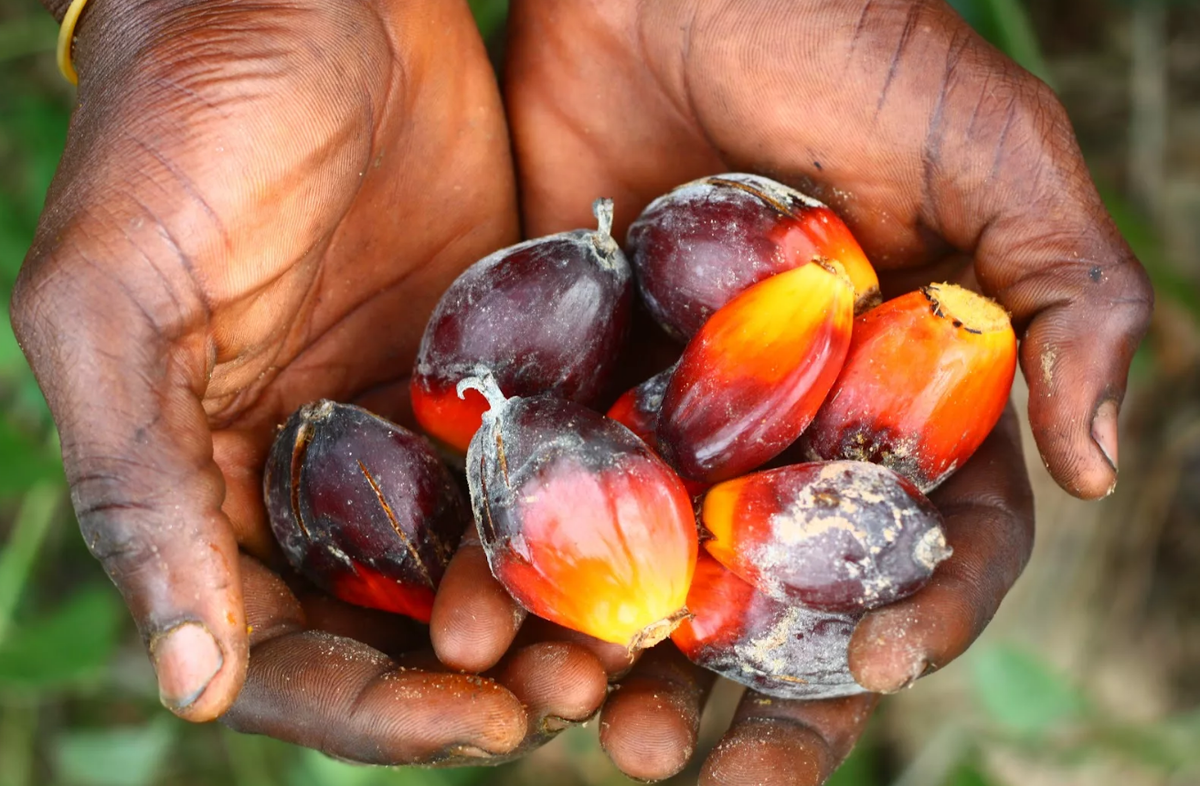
[699,461,949,612]
[410,199,632,455]
[627,173,880,341]
[656,261,855,483]
[671,553,865,700]
[462,374,698,650]
[799,283,1018,492]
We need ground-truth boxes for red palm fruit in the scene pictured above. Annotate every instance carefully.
[411,198,632,455]
[627,173,880,341]
[672,554,866,700]
[799,283,1018,492]
[462,373,698,650]
[656,260,855,483]
[606,366,711,498]
[605,365,673,446]
[263,401,467,623]
[701,461,949,612]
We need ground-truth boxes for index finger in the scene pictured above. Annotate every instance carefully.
[224,556,529,764]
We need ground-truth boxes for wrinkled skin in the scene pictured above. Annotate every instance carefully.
[14,0,1152,782]
[15,0,614,762]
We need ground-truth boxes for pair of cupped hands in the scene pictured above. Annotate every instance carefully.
[15,0,1153,782]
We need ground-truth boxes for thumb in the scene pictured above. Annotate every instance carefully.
[928,76,1154,500]
[12,213,247,721]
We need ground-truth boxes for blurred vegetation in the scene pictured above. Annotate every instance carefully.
[1,0,1198,785]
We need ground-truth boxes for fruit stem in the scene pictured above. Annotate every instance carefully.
[921,283,1011,335]
[457,370,509,411]
[913,527,952,571]
[628,607,691,652]
[592,197,615,239]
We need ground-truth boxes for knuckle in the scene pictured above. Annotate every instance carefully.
[76,497,164,580]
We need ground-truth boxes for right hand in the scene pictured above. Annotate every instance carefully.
[12,0,610,761]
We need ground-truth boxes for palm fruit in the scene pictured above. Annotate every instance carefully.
[626,173,879,341]
[656,260,854,483]
[411,199,632,454]
[799,283,1017,492]
[672,553,866,700]
[699,461,950,612]
[263,401,467,623]
[461,373,698,651]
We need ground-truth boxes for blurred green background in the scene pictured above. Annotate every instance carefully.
[1,0,1198,784]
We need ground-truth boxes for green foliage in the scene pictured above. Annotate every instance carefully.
[291,750,491,786]
[826,738,878,786]
[54,717,177,786]
[968,644,1090,736]
[946,0,1052,85]
[0,421,63,497]
[467,0,509,41]
[944,758,1001,786]
[0,585,125,690]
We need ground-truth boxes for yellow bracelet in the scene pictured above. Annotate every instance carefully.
[56,0,91,86]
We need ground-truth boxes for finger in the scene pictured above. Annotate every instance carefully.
[212,428,277,561]
[514,617,639,679]
[848,407,1034,693]
[224,555,528,764]
[492,641,609,738]
[946,82,1153,499]
[598,644,715,781]
[11,263,245,722]
[429,533,527,672]
[701,692,878,786]
[294,587,428,659]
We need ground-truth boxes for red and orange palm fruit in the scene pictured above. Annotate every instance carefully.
[605,367,711,498]
[656,260,855,483]
[798,283,1018,492]
[672,553,866,700]
[263,401,468,623]
[698,461,950,612]
[626,173,880,342]
[410,199,632,455]
[462,373,698,651]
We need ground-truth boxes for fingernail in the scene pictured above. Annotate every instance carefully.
[1091,400,1119,474]
[540,714,585,734]
[892,658,932,693]
[440,743,496,760]
[151,622,223,711]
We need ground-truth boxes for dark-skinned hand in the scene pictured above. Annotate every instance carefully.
[12,0,619,764]
[428,0,1154,783]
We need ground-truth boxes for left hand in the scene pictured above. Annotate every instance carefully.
[430,0,1149,781]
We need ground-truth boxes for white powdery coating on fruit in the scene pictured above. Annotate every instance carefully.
[751,462,943,606]
[700,604,866,701]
